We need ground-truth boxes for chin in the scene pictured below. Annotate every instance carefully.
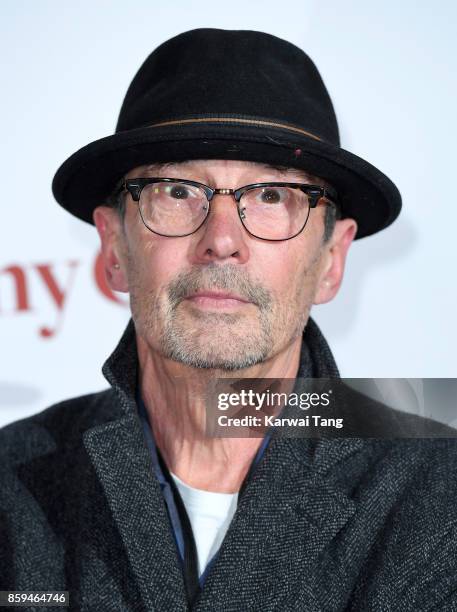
[160,320,272,371]
[168,349,268,371]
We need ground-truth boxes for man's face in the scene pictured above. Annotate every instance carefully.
[94,160,357,371]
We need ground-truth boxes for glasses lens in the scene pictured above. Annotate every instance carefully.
[139,181,208,236]
[239,186,311,240]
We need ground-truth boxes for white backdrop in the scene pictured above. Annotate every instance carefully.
[1,0,456,428]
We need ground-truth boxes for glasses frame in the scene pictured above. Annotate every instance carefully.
[118,177,339,241]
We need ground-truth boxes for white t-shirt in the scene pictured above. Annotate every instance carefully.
[170,471,238,577]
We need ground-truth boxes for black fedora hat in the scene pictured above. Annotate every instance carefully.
[52,28,401,239]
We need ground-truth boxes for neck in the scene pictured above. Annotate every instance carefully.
[137,334,304,493]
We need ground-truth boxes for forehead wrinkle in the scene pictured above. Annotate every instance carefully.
[128,159,331,188]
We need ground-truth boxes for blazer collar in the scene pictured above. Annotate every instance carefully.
[99,315,363,469]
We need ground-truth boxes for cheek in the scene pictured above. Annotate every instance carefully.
[254,240,319,300]
[126,232,189,298]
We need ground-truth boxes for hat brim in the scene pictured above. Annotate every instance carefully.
[52,122,401,240]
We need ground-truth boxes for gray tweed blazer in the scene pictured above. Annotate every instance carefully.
[1,318,457,611]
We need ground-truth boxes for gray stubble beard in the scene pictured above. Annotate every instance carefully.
[129,261,315,372]
[159,265,274,371]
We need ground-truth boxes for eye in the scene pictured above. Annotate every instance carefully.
[167,184,191,199]
[259,188,284,204]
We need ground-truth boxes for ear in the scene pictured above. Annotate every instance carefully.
[93,206,129,293]
[313,217,358,305]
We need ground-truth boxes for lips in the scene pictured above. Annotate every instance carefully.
[183,289,254,310]
[186,290,251,303]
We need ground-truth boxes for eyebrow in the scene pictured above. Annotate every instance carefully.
[262,163,308,177]
[260,163,328,185]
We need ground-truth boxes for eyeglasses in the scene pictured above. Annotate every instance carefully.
[118,177,339,241]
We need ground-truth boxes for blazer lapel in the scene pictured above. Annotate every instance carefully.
[192,435,360,612]
[82,319,188,609]
[83,413,189,612]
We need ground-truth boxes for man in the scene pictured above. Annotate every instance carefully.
[1,29,457,612]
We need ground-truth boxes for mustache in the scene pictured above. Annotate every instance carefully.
[167,264,272,310]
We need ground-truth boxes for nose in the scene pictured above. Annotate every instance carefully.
[192,193,250,264]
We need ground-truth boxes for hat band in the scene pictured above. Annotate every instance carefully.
[146,117,324,142]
